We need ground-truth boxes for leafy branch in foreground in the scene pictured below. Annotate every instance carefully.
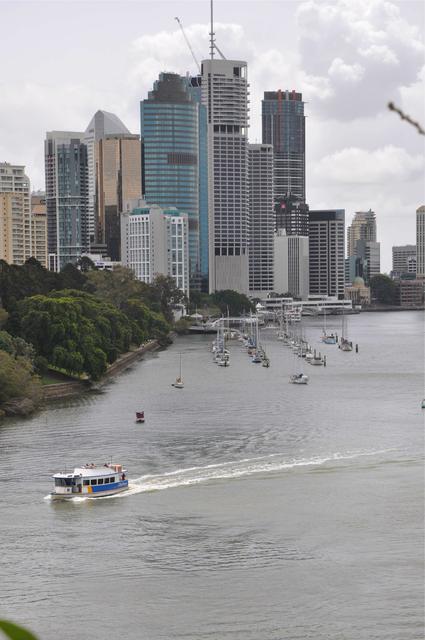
[388,102,425,135]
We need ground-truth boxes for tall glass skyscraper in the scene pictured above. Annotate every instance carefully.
[262,90,305,201]
[45,132,89,270]
[140,73,208,290]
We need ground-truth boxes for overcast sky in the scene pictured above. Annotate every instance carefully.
[1,0,424,271]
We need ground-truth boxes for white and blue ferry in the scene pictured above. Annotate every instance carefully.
[51,463,128,500]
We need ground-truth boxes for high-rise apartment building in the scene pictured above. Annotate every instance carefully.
[309,209,345,298]
[416,205,425,278]
[347,210,380,284]
[121,200,189,296]
[84,110,140,258]
[262,90,305,201]
[30,193,48,268]
[141,73,207,289]
[201,59,249,293]
[0,192,25,264]
[392,244,417,277]
[0,163,31,264]
[248,144,274,295]
[45,132,89,271]
[274,230,309,299]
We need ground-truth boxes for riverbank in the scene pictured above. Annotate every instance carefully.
[0,339,162,420]
[43,339,161,401]
[363,305,425,312]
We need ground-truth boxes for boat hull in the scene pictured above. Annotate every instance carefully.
[50,484,129,500]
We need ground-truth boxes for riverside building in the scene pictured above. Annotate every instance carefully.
[201,58,249,293]
[309,209,345,298]
[0,162,31,264]
[274,229,309,299]
[141,73,207,290]
[121,200,189,297]
[392,244,417,278]
[248,143,274,295]
[347,210,380,284]
[416,205,425,279]
[44,131,89,271]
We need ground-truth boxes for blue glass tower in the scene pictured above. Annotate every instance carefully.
[141,73,208,290]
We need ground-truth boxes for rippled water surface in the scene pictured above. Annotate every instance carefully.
[0,312,423,639]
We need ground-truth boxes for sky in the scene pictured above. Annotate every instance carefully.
[1,0,424,272]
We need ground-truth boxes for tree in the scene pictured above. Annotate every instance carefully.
[211,290,255,317]
[149,274,188,323]
[77,256,96,272]
[370,275,399,305]
[59,263,87,290]
[0,350,40,404]
[86,267,149,310]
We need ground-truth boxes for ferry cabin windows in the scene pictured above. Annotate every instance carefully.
[83,480,89,486]
[55,478,74,487]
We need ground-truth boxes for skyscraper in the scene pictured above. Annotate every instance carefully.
[417,205,425,278]
[0,162,31,264]
[392,245,417,278]
[347,210,380,284]
[45,132,88,270]
[248,143,274,295]
[309,209,345,298]
[274,230,309,299]
[96,134,141,261]
[141,73,207,289]
[84,110,136,247]
[31,193,48,268]
[201,59,249,293]
[274,192,309,235]
[262,90,305,201]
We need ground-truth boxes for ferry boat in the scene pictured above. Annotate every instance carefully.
[51,463,128,500]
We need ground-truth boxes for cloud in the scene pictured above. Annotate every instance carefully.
[313,145,424,184]
[296,0,424,119]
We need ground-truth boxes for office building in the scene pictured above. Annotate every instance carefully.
[95,134,141,261]
[45,131,88,271]
[248,143,274,295]
[141,73,207,289]
[30,193,48,268]
[347,210,380,284]
[399,279,424,307]
[121,200,189,296]
[201,59,249,293]
[262,90,305,201]
[274,229,309,299]
[392,244,417,277]
[416,205,425,278]
[84,110,137,248]
[274,192,309,235]
[0,163,31,264]
[309,209,345,298]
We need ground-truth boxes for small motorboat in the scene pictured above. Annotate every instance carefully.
[289,373,309,385]
[135,411,145,423]
[50,463,129,500]
[172,377,184,389]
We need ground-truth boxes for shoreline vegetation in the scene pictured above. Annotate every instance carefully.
[0,258,182,418]
[0,258,254,419]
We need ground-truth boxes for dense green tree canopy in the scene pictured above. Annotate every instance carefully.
[0,350,40,404]
[370,275,399,305]
[211,290,255,317]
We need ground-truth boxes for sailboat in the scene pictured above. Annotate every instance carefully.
[289,320,309,384]
[338,305,353,352]
[172,353,184,388]
[321,310,336,344]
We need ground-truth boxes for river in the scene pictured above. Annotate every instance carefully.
[0,311,423,639]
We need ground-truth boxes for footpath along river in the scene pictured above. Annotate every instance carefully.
[0,311,423,640]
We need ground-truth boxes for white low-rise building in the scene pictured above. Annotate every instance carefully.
[121,200,189,297]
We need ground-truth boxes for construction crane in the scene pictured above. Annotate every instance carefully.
[175,17,201,73]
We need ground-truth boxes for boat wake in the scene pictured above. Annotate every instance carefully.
[119,448,395,498]
[44,448,395,502]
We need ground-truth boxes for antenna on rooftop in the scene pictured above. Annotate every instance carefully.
[209,0,226,61]
[175,17,201,73]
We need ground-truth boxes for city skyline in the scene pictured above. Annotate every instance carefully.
[0,0,424,272]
